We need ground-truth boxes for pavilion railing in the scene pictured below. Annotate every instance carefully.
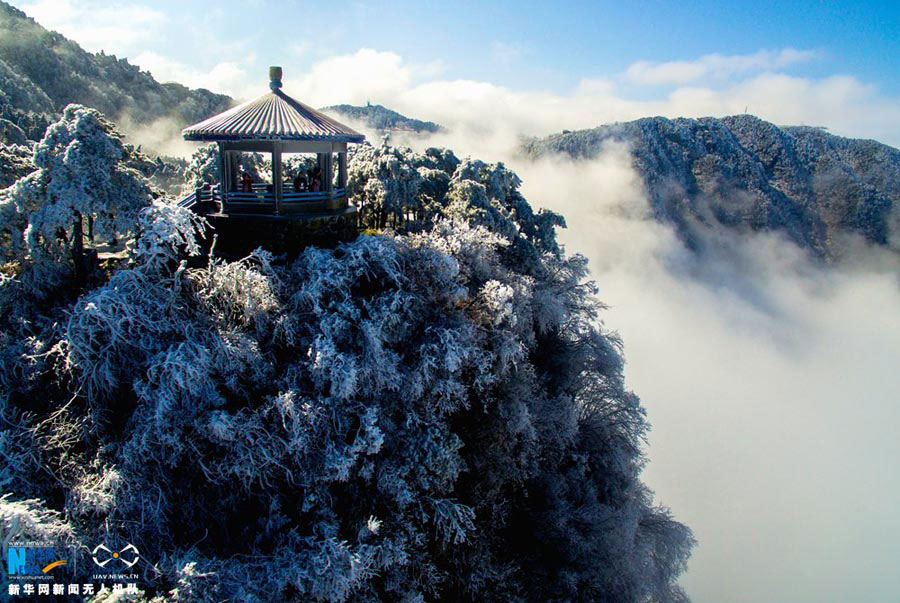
[176,186,217,210]
[176,190,198,209]
[283,188,347,202]
[177,184,348,214]
[223,187,346,203]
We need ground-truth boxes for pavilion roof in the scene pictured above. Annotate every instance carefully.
[183,69,365,143]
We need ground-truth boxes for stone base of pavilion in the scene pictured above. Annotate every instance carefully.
[204,205,358,259]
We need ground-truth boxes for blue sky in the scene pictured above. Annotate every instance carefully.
[12,0,900,146]
[316,0,900,95]
[13,0,899,92]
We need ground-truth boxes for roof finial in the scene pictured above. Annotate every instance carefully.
[269,66,283,91]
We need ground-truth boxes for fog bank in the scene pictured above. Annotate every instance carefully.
[512,146,900,603]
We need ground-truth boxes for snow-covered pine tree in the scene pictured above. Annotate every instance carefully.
[0,104,152,300]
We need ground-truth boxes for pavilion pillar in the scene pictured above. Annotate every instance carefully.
[317,153,326,182]
[227,151,238,193]
[222,150,229,193]
[217,142,227,211]
[325,152,334,192]
[273,141,283,215]
[225,150,234,194]
[338,151,348,189]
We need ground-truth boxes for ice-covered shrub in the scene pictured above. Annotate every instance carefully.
[0,135,693,602]
[0,495,72,544]
[130,200,206,274]
[64,268,178,401]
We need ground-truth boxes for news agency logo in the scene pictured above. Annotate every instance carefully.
[7,547,67,576]
[92,543,140,569]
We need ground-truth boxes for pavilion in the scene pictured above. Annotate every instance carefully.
[178,66,366,253]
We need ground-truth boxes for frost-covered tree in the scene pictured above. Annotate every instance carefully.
[346,144,565,263]
[0,104,152,301]
[448,158,566,255]
[347,141,423,229]
[283,154,318,180]
[1,132,693,602]
[416,167,451,224]
[0,139,33,188]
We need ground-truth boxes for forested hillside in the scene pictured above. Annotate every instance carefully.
[523,115,900,259]
[323,103,443,135]
[0,1,232,136]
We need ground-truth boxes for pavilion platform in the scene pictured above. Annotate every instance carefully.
[177,184,358,258]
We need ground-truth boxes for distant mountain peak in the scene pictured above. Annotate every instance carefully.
[523,115,900,259]
[321,103,442,134]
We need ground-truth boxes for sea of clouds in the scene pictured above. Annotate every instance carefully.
[512,147,900,603]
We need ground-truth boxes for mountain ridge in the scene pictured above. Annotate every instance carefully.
[321,103,442,135]
[523,114,900,259]
[0,1,233,135]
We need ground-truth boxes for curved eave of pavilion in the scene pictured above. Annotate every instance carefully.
[182,88,366,144]
[182,132,366,143]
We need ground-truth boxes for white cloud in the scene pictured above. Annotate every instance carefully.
[125,45,900,167]
[286,49,411,107]
[133,51,256,98]
[624,48,818,86]
[300,49,896,149]
[410,59,447,79]
[19,0,166,56]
